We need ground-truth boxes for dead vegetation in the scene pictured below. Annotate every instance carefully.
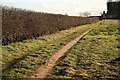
[2,7,99,45]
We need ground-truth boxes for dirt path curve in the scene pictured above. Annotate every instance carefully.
[30,24,99,78]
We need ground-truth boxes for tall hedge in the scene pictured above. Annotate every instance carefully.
[2,7,99,45]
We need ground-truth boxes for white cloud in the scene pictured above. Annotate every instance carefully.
[1,0,108,16]
[71,1,83,6]
[40,3,47,7]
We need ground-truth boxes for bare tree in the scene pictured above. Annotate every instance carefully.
[83,12,91,17]
[65,13,68,16]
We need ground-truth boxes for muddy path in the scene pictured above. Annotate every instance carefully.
[30,24,98,78]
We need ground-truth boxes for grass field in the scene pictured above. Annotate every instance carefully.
[2,22,100,78]
[47,21,120,79]
[103,19,119,25]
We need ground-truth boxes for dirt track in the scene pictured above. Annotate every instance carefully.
[30,24,98,78]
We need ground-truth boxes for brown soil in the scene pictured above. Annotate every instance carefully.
[30,25,98,78]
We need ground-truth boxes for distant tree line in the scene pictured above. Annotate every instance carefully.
[79,12,91,17]
[2,7,99,45]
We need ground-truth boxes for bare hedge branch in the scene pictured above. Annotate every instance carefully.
[2,7,99,45]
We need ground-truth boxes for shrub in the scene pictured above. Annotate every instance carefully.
[2,7,99,45]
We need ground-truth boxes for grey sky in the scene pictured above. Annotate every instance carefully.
[0,0,108,16]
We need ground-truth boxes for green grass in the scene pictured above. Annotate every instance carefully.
[2,22,100,78]
[47,23,120,79]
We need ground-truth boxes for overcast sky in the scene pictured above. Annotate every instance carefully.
[0,0,108,16]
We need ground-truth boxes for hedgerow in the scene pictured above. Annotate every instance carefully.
[2,7,99,45]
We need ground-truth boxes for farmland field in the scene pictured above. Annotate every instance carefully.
[47,20,120,79]
[2,20,120,79]
[1,0,120,79]
[2,22,99,79]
